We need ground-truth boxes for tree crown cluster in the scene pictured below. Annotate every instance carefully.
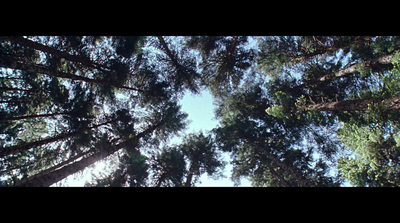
[1,36,400,187]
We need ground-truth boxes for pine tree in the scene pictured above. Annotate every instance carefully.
[4,35,400,187]
[261,36,400,186]
[180,132,225,187]
[185,36,255,97]
[0,36,195,186]
[213,84,341,186]
[337,123,400,187]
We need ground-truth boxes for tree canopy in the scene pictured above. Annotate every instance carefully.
[1,36,400,187]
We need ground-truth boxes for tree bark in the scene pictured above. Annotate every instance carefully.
[1,118,116,158]
[15,148,115,187]
[0,112,67,122]
[319,54,394,82]
[0,53,143,93]
[3,36,110,72]
[156,36,188,75]
[268,166,292,187]
[287,36,375,65]
[299,96,400,112]
[184,156,199,187]
[293,53,395,91]
[29,150,92,179]
[14,119,164,187]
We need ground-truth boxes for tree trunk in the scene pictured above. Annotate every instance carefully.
[287,36,375,65]
[15,119,164,187]
[1,119,116,158]
[157,36,176,64]
[29,150,92,179]
[0,53,143,93]
[319,54,394,81]
[184,157,199,187]
[155,172,166,187]
[156,36,189,76]
[299,96,400,112]
[268,166,292,187]
[1,112,67,122]
[15,149,115,187]
[293,53,395,91]
[3,36,110,72]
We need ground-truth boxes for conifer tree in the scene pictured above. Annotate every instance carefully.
[261,36,400,186]
[185,36,255,97]
[213,84,341,186]
[86,132,225,187]
[0,36,194,186]
[4,35,400,187]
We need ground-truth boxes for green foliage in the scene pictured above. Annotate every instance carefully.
[214,84,341,186]
[337,122,400,186]
[265,105,287,119]
[0,36,196,186]
[379,51,400,98]
[180,132,226,182]
[86,150,149,187]
[337,158,373,187]
[2,35,400,187]
[185,36,255,97]
[337,123,382,166]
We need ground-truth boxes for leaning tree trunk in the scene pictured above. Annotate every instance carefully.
[299,95,400,112]
[15,148,116,187]
[319,54,394,82]
[0,52,143,93]
[15,119,164,187]
[1,112,68,122]
[268,166,292,187]
[294,53,395,91]
[0,119,115,158]
[287,36,375,65]
[3,36,110,72]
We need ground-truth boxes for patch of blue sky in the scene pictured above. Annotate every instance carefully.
[177,89,252,187]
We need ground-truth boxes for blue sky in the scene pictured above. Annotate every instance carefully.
[56,36,255,187]
[178,89,252,187]
[60,89,252,187]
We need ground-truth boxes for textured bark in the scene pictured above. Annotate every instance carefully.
[287,36,375,65]
[293,53,395,91]
[1,119,115,158]
[15,120,164,187]
[16,149,114,187]
[0,53,143,92]
[300,96,400,112]
[4,36,110,72]
[1,112,67,122]
[268,166,291,187]
[319,54,394,81]
[184,156,199,187]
